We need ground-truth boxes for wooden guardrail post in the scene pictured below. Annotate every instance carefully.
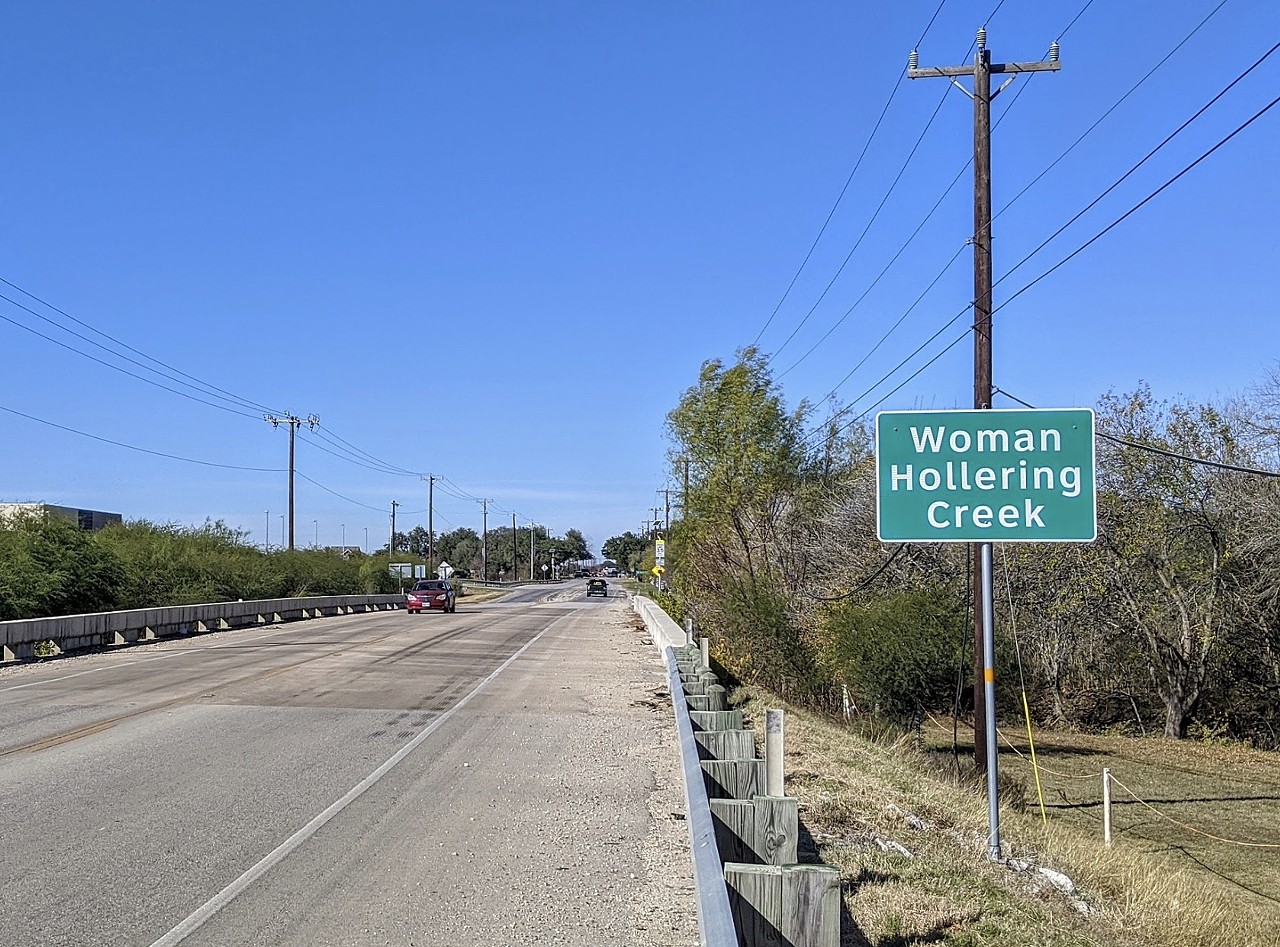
[695,729,757,762]
[724,863,840,947]
[706,683,728,712]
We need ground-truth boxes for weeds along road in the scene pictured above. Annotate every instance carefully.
[0,585,696,947]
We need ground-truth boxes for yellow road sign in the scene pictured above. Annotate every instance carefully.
[651,565,666,576]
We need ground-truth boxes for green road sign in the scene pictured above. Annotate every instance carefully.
[876,408,1096,543]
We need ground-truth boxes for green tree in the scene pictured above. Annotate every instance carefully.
[603,531,648,571]
[0,510,124,619]
[665,348,829,697]
[1095,385,1243,738]
[437,527,482,575]
[826,586,965,725]
[560,528,590,563]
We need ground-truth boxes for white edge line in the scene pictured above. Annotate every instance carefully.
[148,619,559,947]
[0,662,139,692]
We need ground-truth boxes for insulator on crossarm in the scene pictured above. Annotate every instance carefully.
[977,27,986,50]
[909,49,919,71]
[1049,41,1060,63]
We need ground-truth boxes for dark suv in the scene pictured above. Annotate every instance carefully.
[406,579,456,613]
[586,578,608,598]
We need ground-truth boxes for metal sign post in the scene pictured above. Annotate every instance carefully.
[875,407,1096,859]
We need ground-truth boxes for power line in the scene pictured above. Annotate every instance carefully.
[805,83,1280,450]
[989,0,1230,233]
[767,86,954,364]
[769,0,1045,377]
[993,388,1280,478]
[313,425,422,477]
[297,427,421,477]
[994,37,1280,294]
[294,471,390,513]
[0,280,284,417]
[992,88,1280,317]
[781,0,1107,396]
[800,16,1268,444]
[805,243,967,397]
[0,402,285,472]
[750,0,953,347]
[0,296,265,421]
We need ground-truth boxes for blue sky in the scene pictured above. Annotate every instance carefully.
[2,1,1276,556]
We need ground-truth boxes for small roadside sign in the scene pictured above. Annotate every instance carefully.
[876,408,1096,543]
[655,538,666,564]
[652,565,666,576]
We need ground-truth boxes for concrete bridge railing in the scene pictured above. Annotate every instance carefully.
[0,594,405,662]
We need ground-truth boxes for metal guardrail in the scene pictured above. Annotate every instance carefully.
[631,595,736,947]
[0,594,405,662]
[664,642,739,947]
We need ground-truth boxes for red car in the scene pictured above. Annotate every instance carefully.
[406,579,457,613]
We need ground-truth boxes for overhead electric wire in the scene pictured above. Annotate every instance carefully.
[750,0,952,347]
[807,324,972,449]
[0,275,440,485]
[0,298,267,421]
[0,403,285,472]
[803,544,910,602]
[794,4,1255,437]
[298,427,422,478]
[767,85,954,364]
[991,88,1280,318]
[806,243,968,398]
[312,425,423,478]
[989,0,1229,233]
[294,471,392,513]
[994,35,1278,294]
[776,164,972,380]
[805,86,1280,450]
[770,0,1037,377]
[993,388,1280,478]
[0,280,285,418]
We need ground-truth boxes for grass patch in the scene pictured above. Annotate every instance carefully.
[733,688,1280,947]
[456,584,511,604]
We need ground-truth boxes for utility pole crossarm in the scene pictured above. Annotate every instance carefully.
[908,60,1059,79]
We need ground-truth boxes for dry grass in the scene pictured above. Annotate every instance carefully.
[734,689,1280,947]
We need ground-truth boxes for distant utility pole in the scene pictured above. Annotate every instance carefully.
[390,500,400,591]
[264,413,319,551]
[512,513,518,582]
[479,499,490,581]
[423,474,436,574]
[909,27,1060,860]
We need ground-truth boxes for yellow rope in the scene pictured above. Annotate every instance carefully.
[1108,772,1280,849]
[994,723,1103,780]
[1021,691,1048,824]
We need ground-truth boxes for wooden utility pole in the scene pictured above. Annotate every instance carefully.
[909,29,1059,859]
[264,413,318,551]
[423,475,436,575]
[479,498,490,581]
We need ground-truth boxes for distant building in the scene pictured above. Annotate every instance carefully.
[0,503,123,532]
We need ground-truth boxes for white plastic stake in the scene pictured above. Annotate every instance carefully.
[765,709,785,797]
[1102,767,1112,846]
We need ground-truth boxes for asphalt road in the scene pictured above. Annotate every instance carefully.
[0,585,697,947]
